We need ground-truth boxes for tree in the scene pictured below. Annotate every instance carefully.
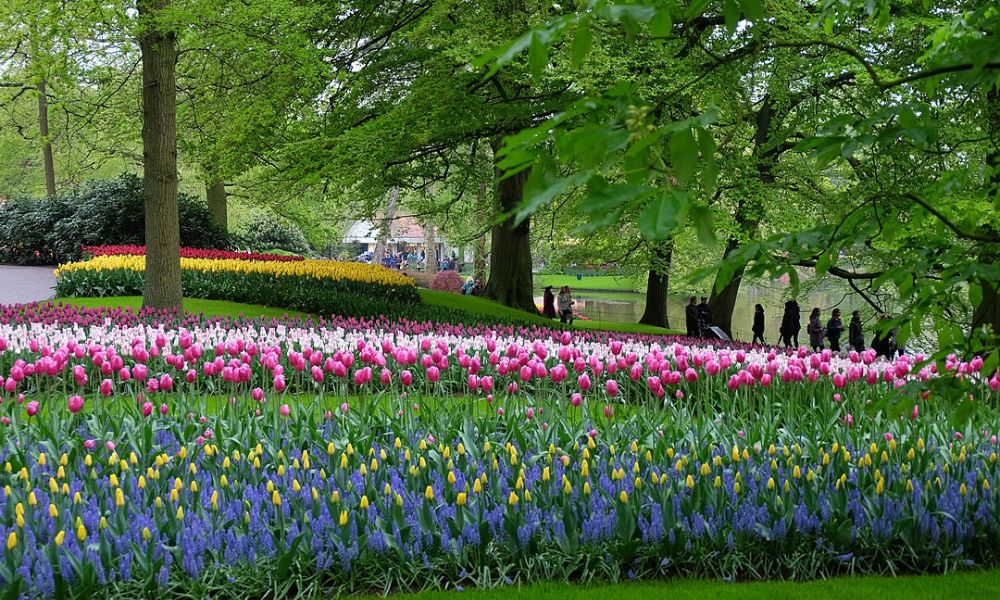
[488,0,1000,365]
[138,0,182,310]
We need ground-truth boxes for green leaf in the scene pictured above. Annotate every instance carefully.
[571,19,593,67]
[723,0,741,32]
[689,204,717,245]
[650,9,673,38]
[638,190,689,240]
[670,128,697,183]
[579,179,652,215]
[528,31,548,82]
[516,169,592,225]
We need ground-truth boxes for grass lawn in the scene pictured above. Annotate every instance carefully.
[358,570,1000,599]
[536,274,643,292]
[417,289,679,335]
[50,296,308,320]
[49,293,682,336]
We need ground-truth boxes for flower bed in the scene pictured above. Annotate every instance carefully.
[0,307,998,597]
[80,245,305,262]
[54,256,420,319]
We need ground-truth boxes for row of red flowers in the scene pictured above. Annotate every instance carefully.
[80,245,304,262]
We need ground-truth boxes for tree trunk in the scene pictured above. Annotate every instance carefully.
[373,187,399,260]
[206,180,227,232]
[424,221,437,276]
[638,240,673,328]
[37,79,56,197]
[483,161,536,313]
[709,238,748,338]
[473,180,489,283]
[139,0,182,310]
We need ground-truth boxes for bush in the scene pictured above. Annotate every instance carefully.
[231,214,311,255]
[429,270,465,294]
[0,175,228,265]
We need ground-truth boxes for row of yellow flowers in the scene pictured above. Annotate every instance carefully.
[55,255,416,289]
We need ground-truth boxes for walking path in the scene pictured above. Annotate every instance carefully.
[0,265,56,304]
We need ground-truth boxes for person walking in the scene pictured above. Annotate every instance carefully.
[807,307,825,352]
[542,286,557,319]
[697,296,712,337]
[848,310,864,351]
[826,308,845,352]
[779,300,801,348]
[685,296,700,337]
[752,303,766,345]
[871,314,897,359]
[557,286,575,324]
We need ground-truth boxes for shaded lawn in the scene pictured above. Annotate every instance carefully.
[417,289,680,336]
[355,569,1000,599]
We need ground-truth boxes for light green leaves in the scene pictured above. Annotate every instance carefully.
[638,190,688,240]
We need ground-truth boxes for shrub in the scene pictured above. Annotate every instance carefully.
[231,213,311,255]
[429,270,465,294]
[0,174,228,265]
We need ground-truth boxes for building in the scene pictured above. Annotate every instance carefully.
[342,215,472,265]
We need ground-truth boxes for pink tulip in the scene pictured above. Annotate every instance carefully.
[910,404,919,421]
[159,403,168,416]
[578,373,591,391]
[427,366,440,383]
[570,392,582,407]
[280,404,291,417]
[844,413,854,427]
[142,402,153,417]
[25,401,38,417]
[68,395,85,414]
[605,379,619,397]
[83,439,96,450]
[340,402,350,413]
[603,404,613,419]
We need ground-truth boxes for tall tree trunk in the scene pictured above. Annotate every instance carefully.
[206,180,227,232]
[139,0,182,310]
[373,187,399,260]
[37,79,56,197]
[639,240,673,328]
[483,163,536,313]
[473,180,489,283]
[709,237,748,338]
[424,221,437,276]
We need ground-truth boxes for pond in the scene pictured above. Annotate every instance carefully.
[536,281,864,344]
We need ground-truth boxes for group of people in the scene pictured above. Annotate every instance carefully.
[775,300,898,357]
[689,297,900,357]
[542,285,575,324]
[461,276,483,296]
[684,296,714,338]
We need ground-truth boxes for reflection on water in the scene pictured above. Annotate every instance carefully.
[536,282,863,343]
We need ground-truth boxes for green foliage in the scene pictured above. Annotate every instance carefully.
[482,0,1000,360]
[0,175,227,265]
[230,212,312,255]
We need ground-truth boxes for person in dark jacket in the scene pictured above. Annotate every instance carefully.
[825,308,844,352]
[807,307,825,352]
[871,314,897,358]
[685,296,700,337]
[752,303,766,345]
[697,296,712,336]
[779,300,801,348]
[542,286,557,319]
[849,310,864,350]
